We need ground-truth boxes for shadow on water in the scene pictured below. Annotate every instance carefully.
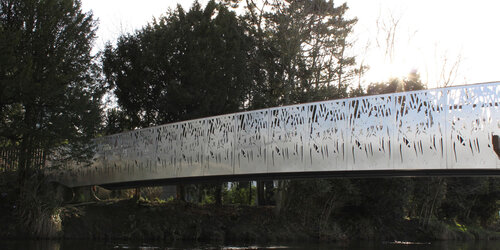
[1,240,500,250]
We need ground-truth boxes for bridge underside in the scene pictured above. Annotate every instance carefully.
[51,82,500,188]
[98,169,500,190]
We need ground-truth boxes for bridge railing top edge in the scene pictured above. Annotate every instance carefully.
[95,81,500,141]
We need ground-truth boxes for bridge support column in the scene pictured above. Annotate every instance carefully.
[176,184,185,201]
[133,187,141,200]
[215,182,222,205]
[256,181,265,206]
[265,181,275,205]
[256,181,275,206]
[274,181,284,215]
[52,182,75,203]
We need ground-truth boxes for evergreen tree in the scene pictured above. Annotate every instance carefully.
[242,0,357,108]
[0,0,102,178]
[0,0,102,236]
[366,71,425,95]
[103,0,253,128]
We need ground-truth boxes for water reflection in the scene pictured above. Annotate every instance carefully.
[1,240,500,250]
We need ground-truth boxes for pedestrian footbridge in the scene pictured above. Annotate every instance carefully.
[52,82,500,188]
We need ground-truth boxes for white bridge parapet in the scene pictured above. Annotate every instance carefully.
[54,82,500,187]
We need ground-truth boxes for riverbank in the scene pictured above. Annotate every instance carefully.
[2,180,500,242]
[56,199,500,242]
[60,199,307,242]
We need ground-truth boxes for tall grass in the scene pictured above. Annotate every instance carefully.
[16,171,63,238]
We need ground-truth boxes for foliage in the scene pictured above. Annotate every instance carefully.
[103,0,252,129]
[439,177,500,226]
[366,71,425,95]
[223,182,255,205]
[242,0,358,108]
[140,186,163,201]
[0,0,102,237]
[103,108,133,135]
[105,1,359,127]
[0,0,102,172]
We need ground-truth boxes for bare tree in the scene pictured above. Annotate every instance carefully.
[437,48,463,87]
[375,9,402,63]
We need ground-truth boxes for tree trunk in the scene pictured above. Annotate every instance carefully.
[198,184,203,203]
[215,182,222,205]
[426,177,443,227]
[264,181,274,205]
[274,180,286,215]
[18,105,37,196]
[133,187,141,201]
[176,184,185,201]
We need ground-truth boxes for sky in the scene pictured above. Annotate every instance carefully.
[81,0,500,89]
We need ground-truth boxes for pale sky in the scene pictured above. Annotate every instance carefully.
[81,0,500,89]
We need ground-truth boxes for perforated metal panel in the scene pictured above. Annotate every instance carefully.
[205,114,235,176]
[446,84,500,169]
[178,120,205,177]
[156,124,180,178]
[306,100,348,171]
[53,82,500,187]
[234,110,269,174]
[348,95,395,170]
[394,90,446,169]
[268,105,308,172]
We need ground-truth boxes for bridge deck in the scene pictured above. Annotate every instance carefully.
[52,82,500,188]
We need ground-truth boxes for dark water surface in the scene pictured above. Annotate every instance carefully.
[1,240,500,250]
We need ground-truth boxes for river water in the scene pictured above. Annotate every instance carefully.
[1,240,500,250]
